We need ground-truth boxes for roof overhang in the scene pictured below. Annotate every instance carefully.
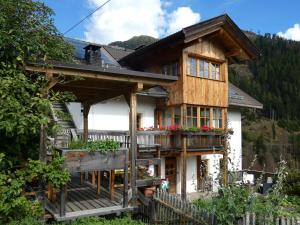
[25,62,177,104]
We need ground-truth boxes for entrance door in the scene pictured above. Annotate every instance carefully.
[165,157,177,193]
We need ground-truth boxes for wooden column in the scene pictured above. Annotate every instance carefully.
[181,134,187,200]
[97,171,101,197]
[129,91,137,206]
[123,149,129,208]
[128,82,142,207]
[223,108,229,186]
[82,104,91,143]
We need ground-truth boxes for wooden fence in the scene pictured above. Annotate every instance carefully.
[238,212,300,225]
[137,189,213,225]
[137,190,300,225]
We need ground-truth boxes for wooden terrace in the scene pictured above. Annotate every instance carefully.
[45,175,131,221]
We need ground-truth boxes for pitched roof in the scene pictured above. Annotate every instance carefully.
[229,83,263,109]
[120,14,259,65]
[65,37,133,63]
[102,45,134,61]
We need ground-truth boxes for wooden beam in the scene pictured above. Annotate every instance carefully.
[129,91,137,206]
[25,65,175,86]
[181,135,187,200]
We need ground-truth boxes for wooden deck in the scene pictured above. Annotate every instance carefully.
[45,176,133,221]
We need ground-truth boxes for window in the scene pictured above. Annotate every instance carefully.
[187,55,222,81]
[162,61,179,76]
[200,108,210,127]
[211,63,220,80]
[200,60,209,78]
[187,57,197,76]
[174,106,181,125]
[187,106,198,127]
[213,108,222,128]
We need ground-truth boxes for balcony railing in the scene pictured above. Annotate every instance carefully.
[75,129,225,151]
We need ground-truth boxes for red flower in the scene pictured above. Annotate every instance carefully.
[201,125,210,132]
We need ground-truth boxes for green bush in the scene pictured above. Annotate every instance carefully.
[69,139,120,153]
[283,169,300,196]
[0,153,70,223]
[9,216,146,225]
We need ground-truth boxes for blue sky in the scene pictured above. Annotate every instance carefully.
[42,0,300,43]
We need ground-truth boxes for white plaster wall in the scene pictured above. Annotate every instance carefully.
[67,95,156,130]
[228,110,242,171]
[160,157,166,179]
[186,156,198,193]
[174,156,198,194]
[201,154,223,192]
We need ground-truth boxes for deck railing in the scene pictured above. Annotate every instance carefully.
[75,129,225,151]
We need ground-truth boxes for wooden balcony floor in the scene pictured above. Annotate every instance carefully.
[46,176,133,221]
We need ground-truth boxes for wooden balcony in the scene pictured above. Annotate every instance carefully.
[76,129,225,152]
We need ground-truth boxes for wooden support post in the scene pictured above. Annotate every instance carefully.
[223,109,229,186]
[92,171,96,185]
[156,145,161,177]
[82,104,91,143]
[181,135,187,200]
[129,90,138,206]
[59,185,66,217]
[97,171,101,197]
[80,172,84,185]
[123,149,129,208]
[110,170,115,200]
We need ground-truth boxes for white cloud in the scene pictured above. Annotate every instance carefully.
[164,7,201,35]
[278,24,300,41]
[84,0,200,44]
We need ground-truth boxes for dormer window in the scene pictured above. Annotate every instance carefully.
[187,56,223,81]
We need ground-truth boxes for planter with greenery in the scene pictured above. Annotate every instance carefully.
[58,139,127,173]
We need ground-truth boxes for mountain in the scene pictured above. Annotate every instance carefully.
[229,33,300,171]
[229,33,300,132]
[109,35,158,50]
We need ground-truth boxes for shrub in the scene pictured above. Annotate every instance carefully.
[283,169,300,197]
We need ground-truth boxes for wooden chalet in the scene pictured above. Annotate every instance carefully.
[26,14,260,221]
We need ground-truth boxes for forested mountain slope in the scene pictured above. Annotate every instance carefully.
[230,33,300,132]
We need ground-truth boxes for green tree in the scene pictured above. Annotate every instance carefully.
[0,0,74,163]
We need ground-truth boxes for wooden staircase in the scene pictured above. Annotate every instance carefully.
[52,102,77,148]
